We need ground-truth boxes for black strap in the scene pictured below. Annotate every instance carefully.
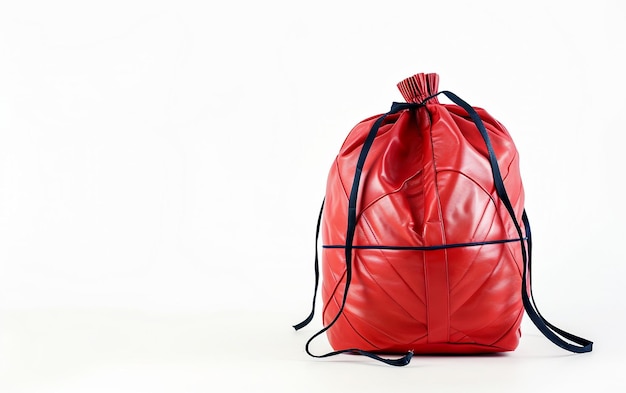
[434,91,592,353]
[293,102,419,366]
[521,211,593,352]
[292,200,324,331]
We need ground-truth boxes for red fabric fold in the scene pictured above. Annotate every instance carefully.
[397,73,440,104]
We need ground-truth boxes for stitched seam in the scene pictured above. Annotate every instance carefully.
[450,211,498,292]
[449,245,507,316]
[425,106,450,340]
[360,214,427,307]
[487,307,524,347]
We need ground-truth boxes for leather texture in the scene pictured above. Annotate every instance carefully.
[321,73,525,354]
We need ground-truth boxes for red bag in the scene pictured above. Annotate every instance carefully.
[294,73,592,366]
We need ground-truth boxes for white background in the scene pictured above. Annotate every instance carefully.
[1,0,625,391]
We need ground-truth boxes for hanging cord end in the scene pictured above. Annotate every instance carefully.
[400,350,414,366]
[292,311,314,331]
[387,350,413,367]
[352,349,414,367]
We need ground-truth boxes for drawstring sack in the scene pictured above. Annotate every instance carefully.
[294,73,592,366]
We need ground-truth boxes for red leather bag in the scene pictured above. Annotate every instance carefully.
[294,73,592,366]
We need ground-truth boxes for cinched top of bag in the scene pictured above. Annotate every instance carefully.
[397,72,440,104]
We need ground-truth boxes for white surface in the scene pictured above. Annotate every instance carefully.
[1,0,625,391]
[0,309,623,393]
